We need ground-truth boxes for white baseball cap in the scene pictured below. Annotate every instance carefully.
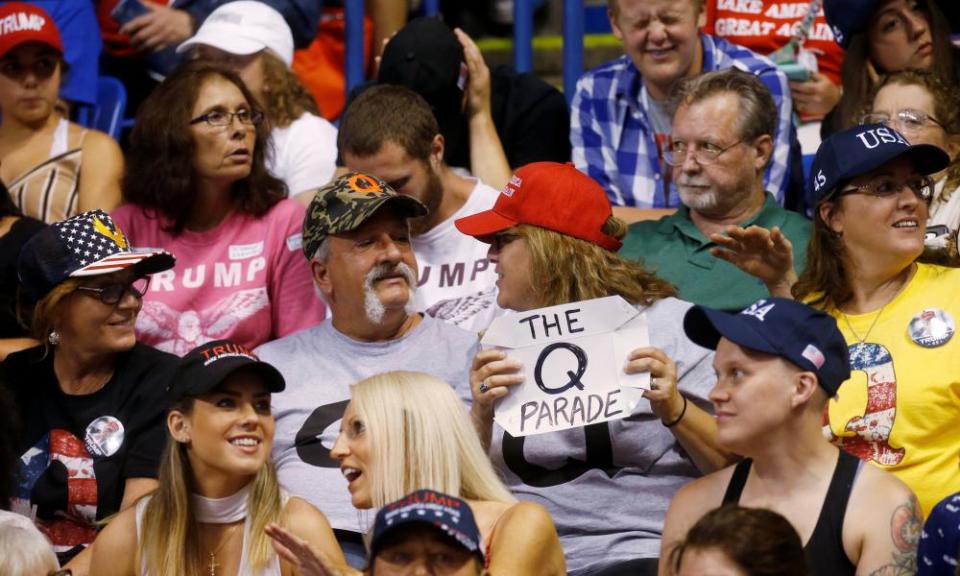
[177,1,294,67]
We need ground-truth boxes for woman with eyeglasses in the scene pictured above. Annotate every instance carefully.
[111,61,325,355]
[861,70,960,263]
[1,209,180,573]
[820,0,959,137]
[0,3,123,224]
[710,124,960,518]
[452,162,732,576]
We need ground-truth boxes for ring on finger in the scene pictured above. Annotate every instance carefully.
[479,381,490,394]
[650,378,659,391]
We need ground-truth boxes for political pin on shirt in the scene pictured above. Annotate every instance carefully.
[907,308,955,348]
[84,416,125,458]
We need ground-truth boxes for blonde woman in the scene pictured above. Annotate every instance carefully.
[90,340,344,576]
[270,370,565,576]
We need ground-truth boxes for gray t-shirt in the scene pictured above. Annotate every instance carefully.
[255,315,479,534]
[488,297,715,575]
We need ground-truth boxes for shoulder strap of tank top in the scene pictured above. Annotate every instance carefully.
[804,451,860,574]
[721,459,753,505]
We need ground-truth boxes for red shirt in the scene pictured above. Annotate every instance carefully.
[702,0,844,85]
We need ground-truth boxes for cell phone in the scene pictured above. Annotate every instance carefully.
[778,63,810,82]
[111,0,149,26]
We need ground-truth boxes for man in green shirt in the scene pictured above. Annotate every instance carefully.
[620,69,810,311]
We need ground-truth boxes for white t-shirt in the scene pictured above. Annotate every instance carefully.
[268,112,338,196]
[412,179,504,333]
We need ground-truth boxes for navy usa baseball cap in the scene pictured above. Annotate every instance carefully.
[684,298,851,395]
[823,0,881,48]
[807,123,951,204]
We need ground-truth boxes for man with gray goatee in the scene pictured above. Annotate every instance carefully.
[255,172,478,568]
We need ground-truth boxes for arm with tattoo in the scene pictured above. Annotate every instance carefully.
[862,493,921,576]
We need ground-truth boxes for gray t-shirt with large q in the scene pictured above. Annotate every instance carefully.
[488,297,715,575]
[255,315,478,535]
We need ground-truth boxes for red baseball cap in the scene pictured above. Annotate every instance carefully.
[0,3,63,59]
[455,162,622,251]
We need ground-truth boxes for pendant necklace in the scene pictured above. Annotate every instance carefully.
[207,522,242,576]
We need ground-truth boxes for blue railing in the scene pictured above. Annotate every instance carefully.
[344,0,589,104]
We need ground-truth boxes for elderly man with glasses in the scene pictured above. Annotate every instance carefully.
[619,69,811,312]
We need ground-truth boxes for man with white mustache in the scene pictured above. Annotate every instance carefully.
[254,172,478,568]
[620,69,810,312]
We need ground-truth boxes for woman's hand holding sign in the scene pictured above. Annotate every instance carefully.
[470,349,524,449]
[624,347,684,426]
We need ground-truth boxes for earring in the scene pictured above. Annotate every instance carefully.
[47,331,60,346]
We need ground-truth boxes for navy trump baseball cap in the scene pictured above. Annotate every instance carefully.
[370,489,483,562]
[684,298,851,395]
[807,123,950,204]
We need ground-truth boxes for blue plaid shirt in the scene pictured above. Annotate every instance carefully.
[571,34,794,208]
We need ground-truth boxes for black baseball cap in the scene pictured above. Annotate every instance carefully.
[377,17,468,162]
[684,298,851,395]
[807,123,950,204]
[168,339,285,403]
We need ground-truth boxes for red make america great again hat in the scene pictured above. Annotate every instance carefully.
[455,162,622,251]
[0,3,63,59]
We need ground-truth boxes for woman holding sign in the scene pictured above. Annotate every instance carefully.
[454,162,735,576]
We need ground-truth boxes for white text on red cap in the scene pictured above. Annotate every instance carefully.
[1,13,45,35]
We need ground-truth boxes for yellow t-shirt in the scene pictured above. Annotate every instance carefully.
[823,264,960,517]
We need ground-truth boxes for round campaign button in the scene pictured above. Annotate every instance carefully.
[907,308,955,348]
[84,416,125,458]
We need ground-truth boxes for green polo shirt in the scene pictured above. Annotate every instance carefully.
[619,193,811,312]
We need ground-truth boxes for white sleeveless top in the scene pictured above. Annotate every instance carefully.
[133,488,285,576]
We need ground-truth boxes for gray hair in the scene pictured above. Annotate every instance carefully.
[310,238,331,264]
[0,511,59,575]
[668,68,778,149]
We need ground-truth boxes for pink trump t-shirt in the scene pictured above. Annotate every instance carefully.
[113,199,325,355]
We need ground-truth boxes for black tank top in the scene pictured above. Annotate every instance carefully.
[721,451,860,576]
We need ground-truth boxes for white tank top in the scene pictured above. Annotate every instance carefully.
[133,494,284,576]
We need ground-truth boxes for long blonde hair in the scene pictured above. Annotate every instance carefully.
[520,220,677,308]
[138,399,284,575]
[351,371,515,507]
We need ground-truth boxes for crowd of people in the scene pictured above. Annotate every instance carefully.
[1,0,959,575]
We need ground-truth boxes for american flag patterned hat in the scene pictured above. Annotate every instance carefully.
[18,209,175,305]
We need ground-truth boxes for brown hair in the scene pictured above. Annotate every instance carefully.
[608,0,705,17]
[521,218,677,308]
[259,50,320,127]
[669,506,808,576]
[828,0,957,133]
[26,278,81,343]
[669,68,777,166]
[864,69,960,194]
[792,201,851,308]
[123,61,286,234]
[338,84,438,162]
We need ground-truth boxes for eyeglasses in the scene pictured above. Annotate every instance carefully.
[664,140,743,166]
[837,175,934,204]
[861,109,944,134]
[74,277,151,305]
[489,232,521,252]
[188,109,264,127]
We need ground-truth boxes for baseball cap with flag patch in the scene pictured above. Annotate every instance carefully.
[18,209,175,306]
[301,172,428,259]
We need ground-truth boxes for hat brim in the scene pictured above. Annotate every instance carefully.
[71,249,175,278]
[826,142,951,199]
[683,306,780,356]
[177,34,266,58]
[454,209,518,242]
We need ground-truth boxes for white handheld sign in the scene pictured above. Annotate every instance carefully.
[481,295,651,437]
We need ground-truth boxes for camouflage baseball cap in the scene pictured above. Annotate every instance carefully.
[302,172,428,259]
